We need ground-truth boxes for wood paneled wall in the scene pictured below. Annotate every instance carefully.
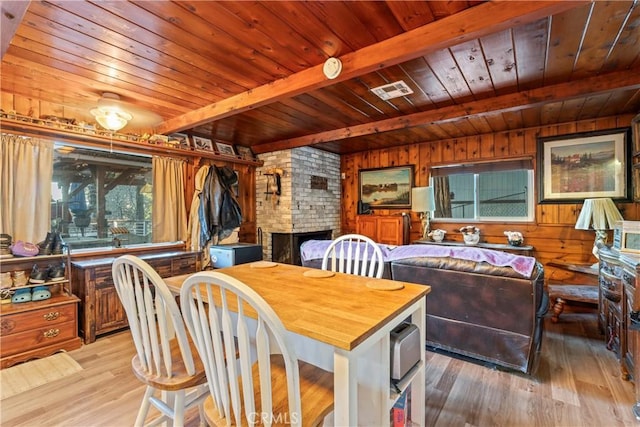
[341,115,639,285]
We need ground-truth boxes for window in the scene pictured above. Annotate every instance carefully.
[51,143,153,250]
[431,159,534,222]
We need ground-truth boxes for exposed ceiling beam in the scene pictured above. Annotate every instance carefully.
[252,69,640,154]
[1,1,30,59]
[156,0,587,135]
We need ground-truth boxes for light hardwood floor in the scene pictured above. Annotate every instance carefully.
[1,311,637,426]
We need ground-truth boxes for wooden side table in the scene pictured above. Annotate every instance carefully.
[547,284,599,323]
[546,260,599,323]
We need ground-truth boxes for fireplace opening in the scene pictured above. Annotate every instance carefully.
[272,230,332,265]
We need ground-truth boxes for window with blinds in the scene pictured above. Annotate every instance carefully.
[430,159,535,222]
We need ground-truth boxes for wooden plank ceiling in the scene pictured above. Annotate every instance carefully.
[1,1,640,155]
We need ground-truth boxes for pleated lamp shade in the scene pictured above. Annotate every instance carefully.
[575,198,623,231]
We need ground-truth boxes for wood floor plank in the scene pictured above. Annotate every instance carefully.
[1,312,638,426]
[548,325,583,405]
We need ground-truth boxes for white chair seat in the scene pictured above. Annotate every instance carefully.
[130,337,205,391]
[203,354,333,426]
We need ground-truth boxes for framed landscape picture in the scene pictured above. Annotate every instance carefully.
[215,141,236,156]
[359,165,414,209]
[537,128,631,203]
[192,136,213,151]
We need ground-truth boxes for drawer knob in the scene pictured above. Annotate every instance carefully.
[43,328,60,338]
[43,311,60,321]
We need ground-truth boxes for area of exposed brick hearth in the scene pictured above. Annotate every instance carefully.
[256,146,341,263]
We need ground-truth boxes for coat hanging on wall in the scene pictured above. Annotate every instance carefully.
[199,165,242,250]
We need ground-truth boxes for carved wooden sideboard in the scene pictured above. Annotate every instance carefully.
[71,251,200,343]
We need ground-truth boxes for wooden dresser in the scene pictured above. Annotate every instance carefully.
[71,251,200,343]
[1,253,81,368]
[599,247,625,360]
[598,246,640,387]
[355,214,409,245]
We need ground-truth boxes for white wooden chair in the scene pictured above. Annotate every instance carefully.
[112,255,208,427]
[180,271,334,427]
[321,233,385,278]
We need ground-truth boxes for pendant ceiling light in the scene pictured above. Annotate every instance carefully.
[90,93,133,132]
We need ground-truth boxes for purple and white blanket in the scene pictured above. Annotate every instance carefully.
[299,240,536,278]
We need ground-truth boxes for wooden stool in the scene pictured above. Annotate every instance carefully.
[547,284,599,323]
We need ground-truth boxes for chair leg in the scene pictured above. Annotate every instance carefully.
[172,390,186,427]
[135,386,155,427]
[197,385,206,427]
[551,297,566,323]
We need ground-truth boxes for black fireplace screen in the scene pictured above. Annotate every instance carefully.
[272,230,332,265]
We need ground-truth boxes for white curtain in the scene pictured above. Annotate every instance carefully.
[0,133,53,243]
[152,156,187,243]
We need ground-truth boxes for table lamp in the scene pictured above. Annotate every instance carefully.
[575,198,623,259]
[412,186,435,240]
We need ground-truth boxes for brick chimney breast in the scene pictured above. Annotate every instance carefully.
[257,146,341,262]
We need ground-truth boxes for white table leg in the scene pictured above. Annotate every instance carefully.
[410,298,426,427]
[333,349,357,426]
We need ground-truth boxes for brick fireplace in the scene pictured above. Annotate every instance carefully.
[256,146,341,263]
[271,230,333,265]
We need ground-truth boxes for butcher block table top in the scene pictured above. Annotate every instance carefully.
[164,262,430,351]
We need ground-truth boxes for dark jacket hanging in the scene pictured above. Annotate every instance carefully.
[198,165,242,247]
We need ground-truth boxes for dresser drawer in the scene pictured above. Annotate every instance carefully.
[0,320,77,356]
[94,265,114,289]
[600,257,621,276]
[600,270,622,302]
[1,303,77,336]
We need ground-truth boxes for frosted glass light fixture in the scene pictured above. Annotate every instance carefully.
[90,93,133,131]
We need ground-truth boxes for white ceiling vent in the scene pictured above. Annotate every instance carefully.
[371,80,414,100]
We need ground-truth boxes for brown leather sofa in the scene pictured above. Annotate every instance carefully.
[391,256,546,375]
[300,240,547,375]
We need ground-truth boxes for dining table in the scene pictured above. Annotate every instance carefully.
[164,261,430,426]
